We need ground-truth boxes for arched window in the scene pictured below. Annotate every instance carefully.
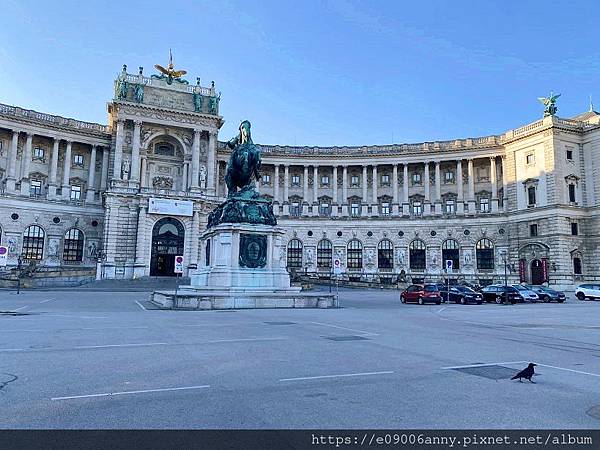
[377,239,394,269]
[63,228,84,262]
[317,239,332,268]
[286,239,303,269]
[23,225,45,260]
[347,239,363,269]
[442,239,460,271]
[409,239,426,271]
[573,257,582,275]
[476,238,495,270]
[154,142,175,156]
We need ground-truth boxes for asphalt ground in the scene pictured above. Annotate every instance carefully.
[0,287,599,429]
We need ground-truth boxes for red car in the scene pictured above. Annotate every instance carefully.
[401,284,442,305]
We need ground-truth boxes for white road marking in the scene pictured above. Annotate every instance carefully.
[12,305,30,311]
[39,298,55,304]
[204,337,286,344]
[44,315,108,319]
[0,348,26,352]
[437,307,447,313]
[442,361,527,370]
[533,362,600,378]
[134,300,147,311]
[51,385,211,401]
[75,342,169,349]
[280,371,394,382]
[309,321,379,336]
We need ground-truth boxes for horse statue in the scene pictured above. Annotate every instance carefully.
[225,120,261,198]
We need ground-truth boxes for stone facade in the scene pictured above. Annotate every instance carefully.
[0,64,599,289]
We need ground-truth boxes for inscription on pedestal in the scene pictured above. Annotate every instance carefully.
[239,234,267,268]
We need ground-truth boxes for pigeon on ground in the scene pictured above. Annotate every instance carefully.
[511,363,536,383]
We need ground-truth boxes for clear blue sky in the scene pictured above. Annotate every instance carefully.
[1,0,598,146]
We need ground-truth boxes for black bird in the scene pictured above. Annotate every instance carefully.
[511,363,536,383]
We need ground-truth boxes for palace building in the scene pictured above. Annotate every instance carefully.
[0,62,599,289]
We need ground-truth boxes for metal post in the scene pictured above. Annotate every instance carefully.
[16,255,22,294]
[173,273,180,310]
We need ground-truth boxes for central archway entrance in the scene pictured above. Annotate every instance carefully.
[530,259,544,285]
[150,217,185,276]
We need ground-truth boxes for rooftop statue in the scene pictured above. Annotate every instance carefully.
[152,49,189,85]
[538,92,560,117]
[207,120,276,228]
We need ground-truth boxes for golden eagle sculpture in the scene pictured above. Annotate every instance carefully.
[152,50,188,85]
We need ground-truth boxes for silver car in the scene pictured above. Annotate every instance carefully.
[511,284,540,302]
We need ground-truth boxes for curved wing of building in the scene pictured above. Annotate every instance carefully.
[0,64,598,288]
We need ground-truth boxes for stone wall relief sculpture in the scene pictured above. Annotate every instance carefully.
[48,238,60,260]
[366,248,376,268]
[87,241,99,258]
[152,176,173,189]
[463,248,473,268]
[7,237,18,257]
[305,247,314,267]
[397,248,406,268]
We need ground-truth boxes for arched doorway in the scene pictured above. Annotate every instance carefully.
[530,259,544,285]
[150,218,185,276]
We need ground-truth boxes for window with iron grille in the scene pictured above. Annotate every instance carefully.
[63,228,84,262]
[23,225,45,260]
[476,238,495,270]
[378,239,394,269]
[317,239,332,268]
[442,239,460,270]
[409,239,426,270]
[286,239,303,268]
[347,239,363,269]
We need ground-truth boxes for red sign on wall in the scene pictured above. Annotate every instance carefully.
[519,258,527,283]
[541,258,549,283]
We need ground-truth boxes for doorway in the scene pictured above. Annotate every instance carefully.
[530,259,544,285]
[150,217,185,276]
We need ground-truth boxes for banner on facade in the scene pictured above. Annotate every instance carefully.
[0,246,7,267]
[541,257,549,283]
[148,198,193,217]
[519,258,527,283]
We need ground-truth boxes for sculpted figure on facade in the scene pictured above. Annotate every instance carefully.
[121,159,130,180]
[133,84,144,103]
[7,237,17,257]
[538,92,560,117]
[193,93,203,113]
[199,165,207,189]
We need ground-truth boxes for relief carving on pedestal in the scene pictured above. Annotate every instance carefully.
[152,176,173,189]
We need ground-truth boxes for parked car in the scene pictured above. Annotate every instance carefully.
[480,285,520,304]
[575,284,600,301]
[522,285,566,303]
[440,285,483,304]
[511,284,540,302]
[401,284,442,305]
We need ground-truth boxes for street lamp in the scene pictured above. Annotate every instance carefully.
[16,254,23,294]
[500,250,509,289]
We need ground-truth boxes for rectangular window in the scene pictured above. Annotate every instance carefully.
[321,175,329,186]
[351,175,359,186]
[351,203,360,217]
[70,185,81,201]
[571,222,579,236]
[445,200,455,214]
[320,203,330,216]
[412,173,422,184]
[444,171,454,182]
[30,180,42,197]
[566,149,573,161]
[568,184,576,203]
[290,202,300,217]
[529,224,538,237]
[526,153,535,165]
[381,174,390,186]
[291,175,300,185]
[262,174,271,184]
[412,202,422,216]
[381,202,390,216]
[33,147,45,161]
[527,186,537,206]
[480,198,490,212]
[73,154,84,167]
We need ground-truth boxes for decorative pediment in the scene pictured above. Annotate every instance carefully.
[69,177,86,185]
[565,174,580,183]
[522,177,539,186]
[29,171,48,179]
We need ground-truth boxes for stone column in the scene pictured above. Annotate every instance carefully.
[392,164,399,215]
[113,120,124,181]
[371,165,378,215]
[456,160,464,215]
[141,157,148,188]
[189,210,200,267]
[215,161,220,198]
[20,132,33,195]
[361,165,368,216]
[332,166,338,217]
[206,130,217,194]
[135,203,147,269]
[423,162,431,216]
[283,165,290,216]
[62,140,73,199]
[467,158,476,213]
[341,166,348,216]
[434,161,441,214]
[191,128,201,189]
[490,156,498,213]
[86,145,97,202]
[302,166,309,215]
[131,120,141,183]
[100,146,109,191]
[48,137,60,198]
[312,165,319,216]
[501,155,508,211]
[5,130,19,192]
[402,163,409,216]
[273,165,280,216]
